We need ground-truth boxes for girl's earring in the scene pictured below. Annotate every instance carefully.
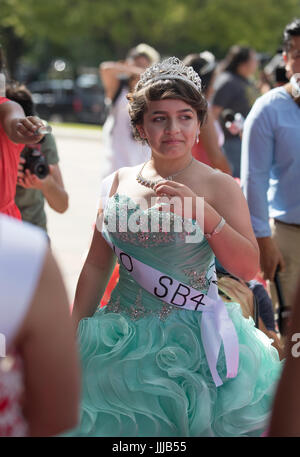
[196,133,200,144]
[141,135,148,144]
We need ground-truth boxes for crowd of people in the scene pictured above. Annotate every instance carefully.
[1,18,300,438]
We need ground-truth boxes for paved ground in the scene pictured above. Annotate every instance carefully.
[45,125,105,302]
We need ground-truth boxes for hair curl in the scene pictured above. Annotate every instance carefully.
[127,78,207,143]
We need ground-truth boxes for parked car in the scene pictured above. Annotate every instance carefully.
[28,76,107,125]
[75,74,108,125]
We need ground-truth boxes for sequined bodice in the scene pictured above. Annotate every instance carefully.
[101,194,216,320]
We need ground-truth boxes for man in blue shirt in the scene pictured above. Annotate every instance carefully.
[241,18,300,318]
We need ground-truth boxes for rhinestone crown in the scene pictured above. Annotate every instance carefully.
[136,56,202,93]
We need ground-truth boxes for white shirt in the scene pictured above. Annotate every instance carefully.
[101,87,151,177]
[0,215,47,348]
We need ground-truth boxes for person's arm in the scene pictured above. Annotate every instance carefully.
[72,227,116,328]
[14,248,80,437]
[240,100,284,281]
[72,171,119,327]
[41,164,68,213]
[256,237,285,281]
[39,132,68,212]
[211,105,223,120]
[0,100,44,144]
[18,160,69,213]
[268,280,300,436]
[99,61,143,100]
[203,172,260,280]
[155,173,260,281]
[199,109,232,174]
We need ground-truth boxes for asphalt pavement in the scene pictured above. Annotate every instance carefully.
[46,125,105,302]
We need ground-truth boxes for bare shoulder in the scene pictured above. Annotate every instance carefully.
[106,164,143,196]
[203,170,249,220]
[188,161,230,198]
[118,163,143,176]
[117,163,144,182]
[206,169,242,200]
[188,163,243,209]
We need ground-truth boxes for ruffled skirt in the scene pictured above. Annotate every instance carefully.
[65,301,282,437]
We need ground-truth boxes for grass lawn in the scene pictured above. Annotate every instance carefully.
[50,122,102,130]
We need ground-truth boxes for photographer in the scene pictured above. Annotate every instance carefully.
[0,97,45,219]
[99,43,160,177]
[211,46,259,177]
[6,82,68,232]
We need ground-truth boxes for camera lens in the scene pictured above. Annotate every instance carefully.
[34,163,49,179]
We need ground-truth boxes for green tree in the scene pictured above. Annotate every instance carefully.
[1,0,300,76]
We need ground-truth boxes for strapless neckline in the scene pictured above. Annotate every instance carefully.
[109,192,201,225]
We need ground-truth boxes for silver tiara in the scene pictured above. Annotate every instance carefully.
[136,56,202,93]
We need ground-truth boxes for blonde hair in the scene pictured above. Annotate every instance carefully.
[127,43,160,65]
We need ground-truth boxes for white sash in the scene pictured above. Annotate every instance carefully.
[99,172,239,387]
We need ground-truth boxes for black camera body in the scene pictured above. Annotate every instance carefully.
[22,145,49,179]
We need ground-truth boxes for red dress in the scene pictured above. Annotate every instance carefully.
[192,138,212,167]
[0,351,28,437]
[0,97,24,219]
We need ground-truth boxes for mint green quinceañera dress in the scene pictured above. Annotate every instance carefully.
[66,193,282,437]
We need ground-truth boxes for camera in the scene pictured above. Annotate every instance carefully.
[222,109,245,136]
[22,145,49,179]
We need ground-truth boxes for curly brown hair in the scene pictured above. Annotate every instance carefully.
[127,78,207,143]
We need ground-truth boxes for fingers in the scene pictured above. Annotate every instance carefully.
[269,262,279,282]
[154,180,182,192]
[278,256,286,272]
[155,184,181,197]
[16,117,41,134]
[17,166,24,176]
[29,116,44,128]
[261,257,277,281]
[17,169,39,188]
[259,238,286,282]
[271,254,286,280]
[16,116,44,142]
[267,258,285,282]
[262,257,285,282]
[17,178,26,188]
[17,156,26,176]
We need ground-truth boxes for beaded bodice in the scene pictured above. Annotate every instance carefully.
[100,194,216,320]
